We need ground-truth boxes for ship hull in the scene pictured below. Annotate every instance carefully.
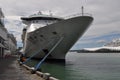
[23,16,93,61]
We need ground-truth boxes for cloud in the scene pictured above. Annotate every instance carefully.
[96,40,106,43]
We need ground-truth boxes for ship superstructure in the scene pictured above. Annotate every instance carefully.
[104,38,120,47]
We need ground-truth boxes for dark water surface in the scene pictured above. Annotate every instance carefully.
[26,53,120,80]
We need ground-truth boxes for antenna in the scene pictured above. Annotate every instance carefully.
[81,6,84,16]
[49,10,52,16]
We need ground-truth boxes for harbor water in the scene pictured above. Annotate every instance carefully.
[26,52,120,80]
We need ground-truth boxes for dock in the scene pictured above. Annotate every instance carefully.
[0,55,45,80]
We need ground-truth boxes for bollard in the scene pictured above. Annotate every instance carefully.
[22,64,36,74]
[19,62,23,66]
[43,73,51,80]
[36,71,43,77]
[30,67,36,74]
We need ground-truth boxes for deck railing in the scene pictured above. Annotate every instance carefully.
[65,13,92,19]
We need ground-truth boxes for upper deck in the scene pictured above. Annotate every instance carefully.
[21,11,64,21]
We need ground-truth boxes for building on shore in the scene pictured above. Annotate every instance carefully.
[7,34,17,55]
[0,8,17,58]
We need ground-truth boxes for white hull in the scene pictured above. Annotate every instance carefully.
[23,16,93,61]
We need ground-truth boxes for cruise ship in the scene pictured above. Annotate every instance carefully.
[83,38,120,52]
[104,38,120,47]
[21,9,93,62]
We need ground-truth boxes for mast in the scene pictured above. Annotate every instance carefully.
[81,6,84,16]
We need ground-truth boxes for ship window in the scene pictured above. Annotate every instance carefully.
[52,32,57,35]
[34,36,37,39]
[36,20,38,23]
[28,36,33,41]
[33,21,35,23]
[23,28,27,31]
[40,35,43,37]
[42,49,49,54]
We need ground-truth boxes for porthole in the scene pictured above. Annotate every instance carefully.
[52,31,57,35]
[40,35,43,37]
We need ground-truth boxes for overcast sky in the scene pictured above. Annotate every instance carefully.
[0,0,120,49]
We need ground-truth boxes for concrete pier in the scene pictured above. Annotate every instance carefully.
[0,55,45,80]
